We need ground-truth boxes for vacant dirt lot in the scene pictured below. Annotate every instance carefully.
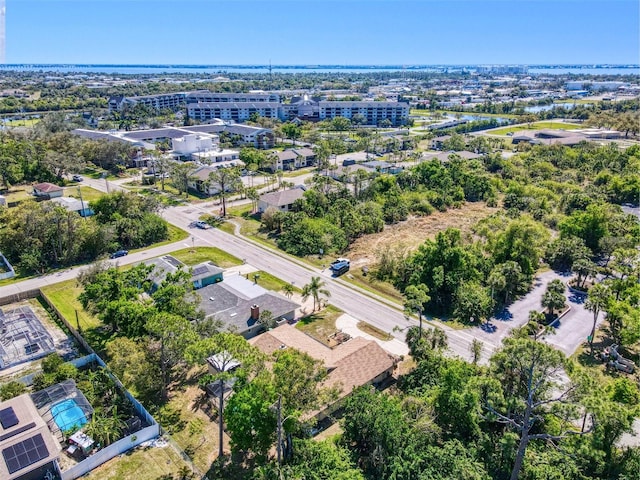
[348,202,498,266]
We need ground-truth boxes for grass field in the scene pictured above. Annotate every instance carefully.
[4,118,39,127]
[39,281,112,352]
[82,442,190,480]
[63,186,104,202]
[0,185,33,203]
[488,121,583,136]
[165,367,230,475]
[170,246,243,268]
[251,270,300,293]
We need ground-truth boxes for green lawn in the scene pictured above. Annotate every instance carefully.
[296,305,344,346]
[4,118,39,127]
[437,110,520,119]
[218,221,236,235]
[252,270,300,293]
[170,247,243,268]
[488,121,583,136]
[83,442,190,480]
[225,203,253,217]
[63,186,104,202]
[1,185,33,203]
[39,281,113,353]
[282,167,314,178]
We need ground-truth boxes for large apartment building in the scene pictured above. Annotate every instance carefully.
[318,101,409,126]
[108,92,188,112]
[186,91,280,103]
[186,102,285,122]
[109,90,409,126]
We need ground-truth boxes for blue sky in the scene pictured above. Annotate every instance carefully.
[6,0,639,64]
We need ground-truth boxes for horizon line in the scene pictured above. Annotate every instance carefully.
[0,63,638,68]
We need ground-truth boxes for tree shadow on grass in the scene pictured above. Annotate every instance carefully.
[206,452,259,480]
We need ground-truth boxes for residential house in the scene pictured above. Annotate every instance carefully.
[430,135,451,150]
[50,197,94,217]
[188,165,243,196]
[271,148,315,171]
[196,274,299,339]
[0,394,62,480]
[360,160,404,174]
[258,187,306,213]
[32,183,63,199]
[144,255,223,291]
[250,324,397,420]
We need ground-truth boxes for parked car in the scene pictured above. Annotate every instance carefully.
[72,175,84,182]
[330,261,350,277]
[110,249,129,259]
[331,258,350,266]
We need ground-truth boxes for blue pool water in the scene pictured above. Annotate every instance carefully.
[51,399,87,432]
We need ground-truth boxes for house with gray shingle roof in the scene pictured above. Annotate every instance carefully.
[196,274,299,338]
[258,187,305,213]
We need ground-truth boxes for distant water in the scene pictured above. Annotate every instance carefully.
[0,64,637,76]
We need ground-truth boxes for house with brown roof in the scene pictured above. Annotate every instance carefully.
[32,183,64,199]
[258,187,305,213]
[250,324,397,420]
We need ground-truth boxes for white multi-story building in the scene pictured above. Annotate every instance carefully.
[108,92,188,112]
[318,101,409,126]
[187,102,285,122]
[172,133,215,156]
[186,91,280,103]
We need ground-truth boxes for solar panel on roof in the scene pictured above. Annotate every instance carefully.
[0,407,18,429]
[2,433,49,474]
[192,266,208,276]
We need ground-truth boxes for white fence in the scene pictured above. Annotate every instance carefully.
[61,424,160,480]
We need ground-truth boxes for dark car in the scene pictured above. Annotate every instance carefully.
[110,249,129,259]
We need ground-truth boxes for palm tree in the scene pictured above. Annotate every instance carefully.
[403,283,430,341]
[301,276,330,312]
[208,167,241,217]
[585,283,610,355]
[247,187,260,213]
[84,411,124,447]
[541,279,566,317]
[281,283,295,299]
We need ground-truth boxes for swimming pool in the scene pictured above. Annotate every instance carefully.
[51,399,87,432]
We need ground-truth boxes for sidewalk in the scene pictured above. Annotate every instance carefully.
[336,314,409,357]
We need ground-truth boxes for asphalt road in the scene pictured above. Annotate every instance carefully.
[164,204,495,363]
[10,174,616,366]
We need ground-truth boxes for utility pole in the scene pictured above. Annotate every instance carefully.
[77,186,86,220]
[275,394,282,467]
[218,378,224,460]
